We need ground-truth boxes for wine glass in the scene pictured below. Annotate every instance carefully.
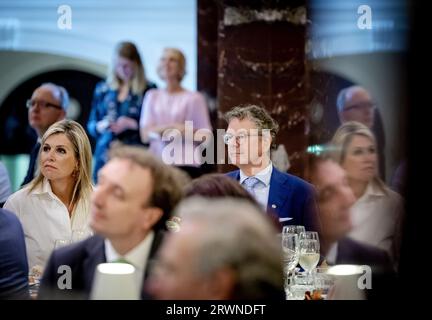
[282,225,305,237]
[281,225,304,273]
[281,233,299,298]
[298,231,320,285]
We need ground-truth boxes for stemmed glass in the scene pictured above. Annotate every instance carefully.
[298,231,320,285]
[281,233,299,298]
[281,225,304,273]
[282,225,305,237]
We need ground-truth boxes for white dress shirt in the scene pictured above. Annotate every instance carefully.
[104,231,155,291]
[240,162,273,209]
[4,178,92,270]
[348,181,403,259]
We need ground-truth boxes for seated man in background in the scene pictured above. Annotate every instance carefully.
[146,197,285,300]
[224,104,320,232]
[306,154,396,299]
[0,208,29,299]
[38,145,184,299]
[22,83,69,186]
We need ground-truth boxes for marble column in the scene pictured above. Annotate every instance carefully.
[198,0,309,176]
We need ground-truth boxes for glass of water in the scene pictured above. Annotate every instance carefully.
[281,233,299,298]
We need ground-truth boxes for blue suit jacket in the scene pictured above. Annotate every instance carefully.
[0,208,29,299]
[38,232,164,300]
[226,167,320,232]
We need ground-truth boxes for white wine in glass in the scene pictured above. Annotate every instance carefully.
[299,250,320,271]
[298,232,320,284]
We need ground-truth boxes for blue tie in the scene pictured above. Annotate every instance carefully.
[243,177,261,195]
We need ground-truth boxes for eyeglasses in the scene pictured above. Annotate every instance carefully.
[223,132,261,145]
[343,102,376,112]
[26,99,63,110]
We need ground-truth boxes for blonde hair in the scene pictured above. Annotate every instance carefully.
[107,41,147,95]
[330,121,387,193]
[29,120,93,209]
[157,48,186,82]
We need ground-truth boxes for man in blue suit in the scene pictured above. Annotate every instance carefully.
[0,208,29,299]
[38,145,184,299]
[224,105,320,232]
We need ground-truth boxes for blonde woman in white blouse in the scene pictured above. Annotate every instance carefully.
[5,120,93,271]
[330,121,403,264]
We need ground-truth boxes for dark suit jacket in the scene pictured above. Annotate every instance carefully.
[335,237,396,300]
[226,167,321,232]
[38,232,164,300]
[21,142,40,186]
[0,208,29,299]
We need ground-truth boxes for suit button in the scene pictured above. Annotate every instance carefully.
[271,204,277,209]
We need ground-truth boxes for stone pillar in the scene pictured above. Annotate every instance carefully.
[198,0,309,177]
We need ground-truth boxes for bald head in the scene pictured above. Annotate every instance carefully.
[28,83,69,136]
[147,197,284,300]
[336,86,375,128]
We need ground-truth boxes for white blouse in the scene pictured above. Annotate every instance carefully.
[348,181,403,260]
[4,178,92,271]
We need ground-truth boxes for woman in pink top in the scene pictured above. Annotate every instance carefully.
[139,48,212,178]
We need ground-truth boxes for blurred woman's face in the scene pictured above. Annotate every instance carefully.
[115,56,136,82]
[341,134,377,183]
[40,133,78,184]
[158,51,182,82]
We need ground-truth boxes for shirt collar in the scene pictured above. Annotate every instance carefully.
[239,162,273,187]
[325,242,338,265]
[30,178,57,199]
[359,181,386,201]
[104,231,155,272]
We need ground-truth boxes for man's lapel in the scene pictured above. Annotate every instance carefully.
[82,236,106,296]
[267,168,290,218]
[141,230,165,299]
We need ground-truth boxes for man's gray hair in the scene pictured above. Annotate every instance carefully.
[174,197,284,299]
[41,82,70,111]
[336,85,368,114]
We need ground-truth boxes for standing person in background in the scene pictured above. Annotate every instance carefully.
[139,48,212,179]
[88,41,156,182]
[22,83,69,186]
[4,120,93,272]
